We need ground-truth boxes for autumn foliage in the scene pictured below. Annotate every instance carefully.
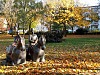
[0,35,100,74]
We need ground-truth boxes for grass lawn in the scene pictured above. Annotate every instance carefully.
[0,35,100,74]
[46,38,100,52]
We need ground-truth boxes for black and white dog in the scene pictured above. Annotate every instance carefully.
[5,36,26,66]
[27,34,46,62]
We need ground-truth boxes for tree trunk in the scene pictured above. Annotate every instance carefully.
[23,28,25,37]
[11,24,13,37]
[63,23,67,37]
[50,24,52,31]
[71,26,74,33]
[48,23,52,31]
[28,22,31,45]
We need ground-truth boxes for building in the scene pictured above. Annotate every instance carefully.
[0,0,7,32]
[34,22,48,32]
[89,4,100,31]
[0,16,7,31]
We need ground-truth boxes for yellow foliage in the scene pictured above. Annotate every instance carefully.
[44,0,98,28]
[31,20,39,28]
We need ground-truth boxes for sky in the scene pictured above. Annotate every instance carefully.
[36,0,99,6]
[78,0,99,6]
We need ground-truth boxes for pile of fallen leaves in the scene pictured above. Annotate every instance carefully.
[0,50,100,75]
[0,35,100,75]
[0,61,100,75]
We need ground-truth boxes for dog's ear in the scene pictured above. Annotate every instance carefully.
[6,46,8,51]
[6,46,10,53]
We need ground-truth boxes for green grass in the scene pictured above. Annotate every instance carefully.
[0,37,100,74]
[46,38,100,52]
[0,39,13,45]
[0,38,100,46]
[0,38,100,52]
[47,38,100,46]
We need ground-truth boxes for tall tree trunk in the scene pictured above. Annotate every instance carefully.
[71,26,74,33]
[11,24,13,37]
[28,22,31,45]
[63,23,67,37]
[23,23,25,37]
[23,28,25,37]
[48,23,52,31]
[50,24,52,31]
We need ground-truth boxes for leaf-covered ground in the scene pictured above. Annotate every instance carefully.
[0,34,100,75]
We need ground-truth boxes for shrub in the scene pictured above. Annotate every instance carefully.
[38,30,64,43]
[75,28,88,35]
[27,30,64,43]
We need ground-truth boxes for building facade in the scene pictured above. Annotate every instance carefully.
[0,16,7,31]
[89,4,100,31]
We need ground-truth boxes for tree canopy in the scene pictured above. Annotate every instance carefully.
[43,0,99,32]
[2,0,44,35]
[13,0,44,34]
[1,0,99,33]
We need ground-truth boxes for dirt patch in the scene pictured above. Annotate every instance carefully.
[0,34,100,39]
[65,35,100,38]
[0,34,29,39]
[0,34,13,39]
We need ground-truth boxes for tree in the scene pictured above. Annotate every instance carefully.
[3,0,16,36]
[90,11,99,22]
[13,0,44,35]
[44,0,97,33]
[43,0,75,32]
[52,22,63,30]
[0,0,6,15]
